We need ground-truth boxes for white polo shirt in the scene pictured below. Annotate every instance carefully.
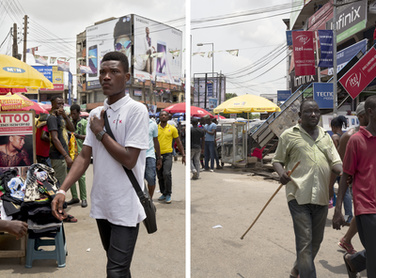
[84,95,149,227]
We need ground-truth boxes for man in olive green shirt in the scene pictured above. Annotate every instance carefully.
[272,99,342,278]
[67,104,88,208]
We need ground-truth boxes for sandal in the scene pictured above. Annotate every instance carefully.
[64,214,78,223]
[338,237,356,254]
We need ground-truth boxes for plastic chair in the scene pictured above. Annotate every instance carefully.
[25,224,67,268]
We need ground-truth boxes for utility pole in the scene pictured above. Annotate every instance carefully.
[332,0,338,116]
[12,24,18,58]
[23,15,28,62]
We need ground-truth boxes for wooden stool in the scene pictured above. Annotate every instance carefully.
[25,225,67,268]
[0,233,26,264]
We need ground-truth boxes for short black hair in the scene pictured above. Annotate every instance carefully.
[364,95,376,112]
[300,98,317,113]
[50,95,62,104]
[70,104,81,113]
[331,115,348,129]
[101,51,129,73]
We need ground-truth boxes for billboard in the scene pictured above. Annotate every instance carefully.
[133,15,182,85]
[86,15,133,90]
[193,75,226,110]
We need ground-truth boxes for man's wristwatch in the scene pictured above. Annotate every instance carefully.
[96,130,106,141]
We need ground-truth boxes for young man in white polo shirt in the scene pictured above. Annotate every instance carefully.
[51,51,148,277]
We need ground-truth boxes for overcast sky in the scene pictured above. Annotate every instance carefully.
[0,0,296,98]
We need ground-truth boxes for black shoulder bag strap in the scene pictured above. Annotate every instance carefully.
[103,110,146,201]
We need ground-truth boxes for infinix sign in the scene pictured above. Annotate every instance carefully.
[326,0,367,43]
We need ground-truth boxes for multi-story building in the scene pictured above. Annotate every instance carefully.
[76,14,184,112]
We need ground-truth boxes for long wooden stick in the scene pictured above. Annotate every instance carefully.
[240,161,300,240]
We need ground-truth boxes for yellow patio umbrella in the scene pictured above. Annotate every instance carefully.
[213,94,281,114]
[0,92,33,111]
[0,54,54,89]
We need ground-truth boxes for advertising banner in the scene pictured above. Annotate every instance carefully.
[292,31,315,76]
[86,15,132,90]
[339,47,376,99]
[0,111,35,169]
[307,1,333,31]
[193,75,226,110]
[318,30,333,68]
[326,0,367,43]
[313,83,333,109]
[133,15,182,85]
[277,90,292,102]
[32,66,64,91]
[328,39,368,75]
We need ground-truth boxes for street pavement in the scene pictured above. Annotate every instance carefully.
[191,165,366,278]
[0,159,367,277]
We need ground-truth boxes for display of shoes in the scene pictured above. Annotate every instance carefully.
[66,198,80,206]
[81,199,88,208]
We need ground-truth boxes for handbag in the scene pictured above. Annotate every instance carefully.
[103,110,157,234]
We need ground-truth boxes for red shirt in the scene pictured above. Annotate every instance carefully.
[343,127,376,216]
[36,125,50,157]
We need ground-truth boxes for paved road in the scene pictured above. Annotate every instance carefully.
[0,160,186,278]
[191,166,366,278]
[0,160,367,277]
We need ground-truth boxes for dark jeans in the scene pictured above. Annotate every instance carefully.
[204,141,215,170]
[96,219,139,278]
[288,199,328,278]
[348,214,376,278]
[157,153,173,195]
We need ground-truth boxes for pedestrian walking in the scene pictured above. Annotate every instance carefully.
[66,104,88,208]
[190,118,205,180]
[145,105,162,199]
[335,102,368,255]
[52,51,149,277]
[333,96,376,278]
[203,115,217,171]
[157,110,185,203]
[272,99,342,278]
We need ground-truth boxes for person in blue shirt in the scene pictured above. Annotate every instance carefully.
[203,116,217,171]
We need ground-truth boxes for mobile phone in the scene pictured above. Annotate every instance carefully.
[156,41,167,76]
[88,45,98,77]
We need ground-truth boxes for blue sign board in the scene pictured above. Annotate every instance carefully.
[207,82,213,97]
[313,83,333,109]
[328,39,368,75]
[277,90,291,102]
[32,66,53,82]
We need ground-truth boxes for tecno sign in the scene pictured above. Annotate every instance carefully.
[339,47,376,99]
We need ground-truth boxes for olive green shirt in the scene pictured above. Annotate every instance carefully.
[272,124,341,206]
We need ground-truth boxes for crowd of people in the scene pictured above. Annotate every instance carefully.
[0,50,376,278]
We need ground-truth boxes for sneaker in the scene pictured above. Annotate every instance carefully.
[158,194,167,201]
[81,199,88,208]
[209,169,214,172]
[165,195,172,204]
[192,171,199,180]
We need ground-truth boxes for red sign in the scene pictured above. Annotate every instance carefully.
[339,47,376,99]
[292,31,315,76]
